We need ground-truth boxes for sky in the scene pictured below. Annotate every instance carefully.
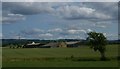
[1,2,119,40]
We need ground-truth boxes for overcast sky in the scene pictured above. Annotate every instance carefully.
[1,2,119,40]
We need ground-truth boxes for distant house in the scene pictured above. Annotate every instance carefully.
[42,42,67,48]
[66,41,80,47]
[23,42,45,48]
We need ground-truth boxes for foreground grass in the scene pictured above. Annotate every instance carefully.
[3,60,118,67]
[0,47,2,67]
[2,44,119,67]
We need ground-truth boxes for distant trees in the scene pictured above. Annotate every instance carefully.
[87,32,107,60]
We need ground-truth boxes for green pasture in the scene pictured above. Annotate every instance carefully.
[2,44,119,67]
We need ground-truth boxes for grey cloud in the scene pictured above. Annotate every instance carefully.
[83,2,118,20]
[20,28,87,38]
[2,2,54,23]
[103,33,118,40]
[21,29,44,35]
[56,5,113,20]
[2,2,54,15]
[2,13,25,24]
[38,33,53,38]
[2,2,118,24]
[61,2,117,21]
[20,28,62,39]
[48,28,63,33]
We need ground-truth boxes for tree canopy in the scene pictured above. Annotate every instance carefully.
[87,32,107,60]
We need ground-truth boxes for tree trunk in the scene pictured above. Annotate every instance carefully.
[100,51,106,61]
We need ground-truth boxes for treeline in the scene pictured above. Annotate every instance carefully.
[2,39,83,47]
[2,39,48,47]
[1,39,120,47]
[107,40,120,45]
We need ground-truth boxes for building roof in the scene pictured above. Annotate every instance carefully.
[43,42,59,47]
[66,41,80,45]
[26,42,41,46]
[27,43,40,45]
[43,41,80,46]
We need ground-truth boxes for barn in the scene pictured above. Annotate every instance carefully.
[23,41,80,48]
[23,42,45,48]
[66,41,80,47]
[42,42,67,48]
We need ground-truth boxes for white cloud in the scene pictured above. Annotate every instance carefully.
[38,33,53,37]
[32,28,44,33]
[93,23,107,28]
[48,28,63,32]
[21,28,44,35]
[94,12,112,20]
[103,33,107,37]
[2,13,26,24]
[8,13,24,17]
[103,33,118,40]
[56,5,112,20]
[87,29,93,32]
[2,2,54,23]
[97,25,106,28]
[67,29,86,34]
[2,2,117,24]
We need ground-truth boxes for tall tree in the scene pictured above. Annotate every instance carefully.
[87,32,107,60]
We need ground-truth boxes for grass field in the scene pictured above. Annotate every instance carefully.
[0,47,2,68]
[2,44,119,67]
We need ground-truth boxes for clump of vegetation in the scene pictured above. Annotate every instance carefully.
[70,55,74,59]
[87,32,107,61]
[9,44,23,49]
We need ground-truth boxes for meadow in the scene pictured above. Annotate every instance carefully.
[2,44,119,67]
